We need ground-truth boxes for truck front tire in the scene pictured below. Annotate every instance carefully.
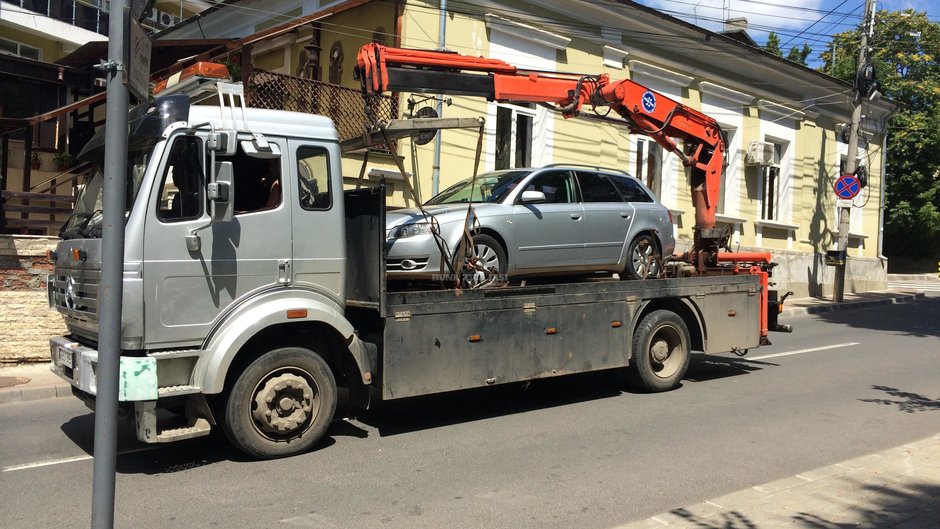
[628,310,691,392]
[223,346,337,459]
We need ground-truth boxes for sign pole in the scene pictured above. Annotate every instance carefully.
[91,1,129,527]
[833,0,875,302]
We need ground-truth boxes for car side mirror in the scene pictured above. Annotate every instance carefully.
[519,190,546,204]
[210,161,234,223]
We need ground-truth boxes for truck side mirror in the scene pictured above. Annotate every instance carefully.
[210,161,234,223]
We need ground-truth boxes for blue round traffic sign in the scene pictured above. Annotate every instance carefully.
[834,174,861,200]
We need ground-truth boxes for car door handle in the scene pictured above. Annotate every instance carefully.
[570,214,582,220]
[621,213,632,219]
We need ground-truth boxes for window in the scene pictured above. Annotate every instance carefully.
[221,145,282,214]
[0,37,41,60]
[610,175,653,203]
[760,142,784,221]
[718,127,737,214]
[576,171,622,203]
[297,147,331,210]
[635,138,662,197]
[522,171,575,204]
[157,138,204,222]
[495,104,534,170]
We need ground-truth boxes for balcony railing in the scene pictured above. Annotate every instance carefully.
[246,69,399,151]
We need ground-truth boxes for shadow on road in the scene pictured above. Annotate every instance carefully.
[683,355,774,383]
[661,478,939,528]
[814,296,940,338]
[859,385,940,414]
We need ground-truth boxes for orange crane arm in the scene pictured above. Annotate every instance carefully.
[356,43,723,239]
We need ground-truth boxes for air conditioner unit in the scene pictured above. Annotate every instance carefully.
[143,8,159,25]
[158,11,180,28]
[746,141,774,166]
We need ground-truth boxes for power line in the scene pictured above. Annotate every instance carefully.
[780,0,853,49]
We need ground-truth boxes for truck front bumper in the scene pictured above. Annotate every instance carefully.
[49,336,158,401]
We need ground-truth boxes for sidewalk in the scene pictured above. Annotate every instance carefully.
[0,289,929,405]
[617,433,940,529]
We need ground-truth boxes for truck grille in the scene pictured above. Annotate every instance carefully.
[52,267,100,325]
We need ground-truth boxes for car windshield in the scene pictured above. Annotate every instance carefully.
[426,170,531,205]
[59,137,156,240]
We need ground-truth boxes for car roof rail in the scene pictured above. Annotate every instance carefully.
[541,163,632,176]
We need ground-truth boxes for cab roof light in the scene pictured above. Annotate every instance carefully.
[153,62,232,96]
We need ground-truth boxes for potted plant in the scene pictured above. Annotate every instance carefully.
[30,150,42,170]
[53,151,76,171]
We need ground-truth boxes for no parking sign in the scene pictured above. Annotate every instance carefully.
[833,174,861,200]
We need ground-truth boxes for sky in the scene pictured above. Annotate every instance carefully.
[633,0,938,66]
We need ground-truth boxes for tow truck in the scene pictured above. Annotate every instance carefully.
[47,45,790,459]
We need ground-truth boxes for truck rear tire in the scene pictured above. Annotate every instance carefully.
[628,310,690,392]
[223,346,337,459]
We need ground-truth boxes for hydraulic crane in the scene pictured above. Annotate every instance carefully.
[356,43,786,342]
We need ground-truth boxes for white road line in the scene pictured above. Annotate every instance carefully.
[747,342,860,361]
[2,446,156,473]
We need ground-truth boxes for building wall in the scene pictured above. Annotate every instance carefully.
[0,236,66,363]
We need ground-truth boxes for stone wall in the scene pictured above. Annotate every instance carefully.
[0,235,66,364]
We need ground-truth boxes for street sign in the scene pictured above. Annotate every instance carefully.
[125,17,152,102]
[833,173,861,200]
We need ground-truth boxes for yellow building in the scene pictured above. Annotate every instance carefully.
[169,0,895,296]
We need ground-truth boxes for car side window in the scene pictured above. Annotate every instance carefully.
[610,174,654,203]
[522,171,574,204]
[576,171,622,203]
[157,137,203,222]
[297,146,331,210]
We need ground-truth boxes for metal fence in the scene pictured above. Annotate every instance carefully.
[247,69,398,150]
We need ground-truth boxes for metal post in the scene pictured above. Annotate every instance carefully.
[833,0,875,302]
[91,0,129,526]
[430,0,447,197]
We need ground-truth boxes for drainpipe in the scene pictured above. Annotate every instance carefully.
[878,106,898,261]
[431,0,447,197]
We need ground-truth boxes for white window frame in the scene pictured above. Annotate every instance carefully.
[0,36,42,60]
[494,103,537,170]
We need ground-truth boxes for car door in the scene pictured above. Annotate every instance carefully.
[610,174,668,256]
[576,171,635,266]
[143,135,291,347]
[510,170,585,270]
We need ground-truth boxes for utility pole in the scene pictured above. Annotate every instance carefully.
[91,0,129,526]
[833,0,875,302]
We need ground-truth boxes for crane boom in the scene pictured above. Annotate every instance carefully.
[356,43,726,258]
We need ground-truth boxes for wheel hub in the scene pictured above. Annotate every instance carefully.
[650,339,670,363]
[252,373,315,434]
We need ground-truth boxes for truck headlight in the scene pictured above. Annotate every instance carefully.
[388,222,432,239]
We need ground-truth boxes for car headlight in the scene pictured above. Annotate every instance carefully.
[388,222,432,239]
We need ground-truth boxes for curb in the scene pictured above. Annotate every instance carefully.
[0,381,73,405]
[782,291,926,317]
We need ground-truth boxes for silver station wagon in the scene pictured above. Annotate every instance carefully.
[385,165,675,284]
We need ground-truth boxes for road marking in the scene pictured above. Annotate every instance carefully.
[747,342,860,361]
[2,446,156,473]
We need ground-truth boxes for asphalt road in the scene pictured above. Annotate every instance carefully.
[2,295,939,529]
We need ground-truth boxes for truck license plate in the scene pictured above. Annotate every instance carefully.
[57,345,74,369]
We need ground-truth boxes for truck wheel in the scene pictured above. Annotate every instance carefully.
[629,310,690,392]
[223,346,337,459]
[623,234,659,280]
[457,234,508,287]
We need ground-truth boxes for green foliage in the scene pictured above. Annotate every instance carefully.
[763,32,783,56]
[786,43,812,66]
[819,10,940,258]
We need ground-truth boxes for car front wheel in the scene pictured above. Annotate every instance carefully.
[456,234,507,288]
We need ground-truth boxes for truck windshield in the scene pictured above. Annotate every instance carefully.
[59,138,157,240]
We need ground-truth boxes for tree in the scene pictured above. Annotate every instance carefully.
[763,31,782,56]
[786,43,812,65]
[819,10,940,259]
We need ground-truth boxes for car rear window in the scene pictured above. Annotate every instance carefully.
[610,174,654,203]
[576,171,622,202]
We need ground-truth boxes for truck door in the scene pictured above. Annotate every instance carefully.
[142,135,291,347]
[286,141,345,301]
